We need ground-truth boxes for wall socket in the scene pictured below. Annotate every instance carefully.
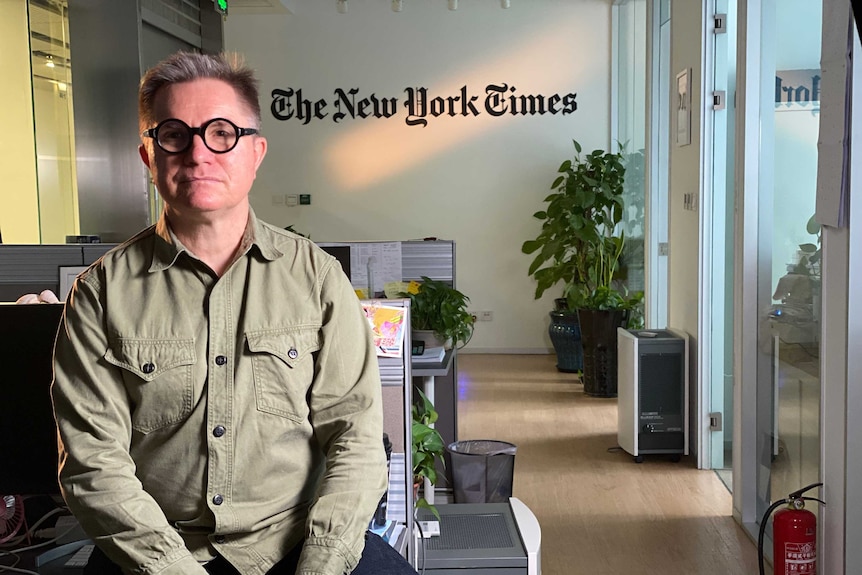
[473,310,493,322]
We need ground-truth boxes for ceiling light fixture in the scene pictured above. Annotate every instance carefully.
[392,0,402,11]
[501,0,510,7]
[448,0,458,10]
[45,55,55,68]
[337,0,347,14]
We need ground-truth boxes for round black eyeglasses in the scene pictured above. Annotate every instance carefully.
[142,117,259,154]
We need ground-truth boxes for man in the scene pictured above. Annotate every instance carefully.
[52,51,415,575]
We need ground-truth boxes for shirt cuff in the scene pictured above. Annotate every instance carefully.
[296,539,355,575]
[144,552,210,575]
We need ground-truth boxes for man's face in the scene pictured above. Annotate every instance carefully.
[139,78,267,221]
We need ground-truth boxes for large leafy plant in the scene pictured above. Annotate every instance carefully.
[401,277,475,348]
[521,140,643,315]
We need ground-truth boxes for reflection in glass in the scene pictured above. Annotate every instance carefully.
[756,0,822,530]
[30,0,78,243]
[614,0,647,306]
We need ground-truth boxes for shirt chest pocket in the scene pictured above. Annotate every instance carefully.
[246,327,320,423]
[104,339,196,434]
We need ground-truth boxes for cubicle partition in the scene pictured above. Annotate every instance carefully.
[0,244,113,302]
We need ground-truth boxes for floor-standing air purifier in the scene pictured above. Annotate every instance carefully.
[617,328,689,463]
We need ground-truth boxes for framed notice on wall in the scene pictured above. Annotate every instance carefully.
[676,68,691,147]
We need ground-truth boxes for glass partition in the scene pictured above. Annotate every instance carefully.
[30,0,78,244]
[0,0,77,244]
[613,0,647,309]
[754,0,822,528]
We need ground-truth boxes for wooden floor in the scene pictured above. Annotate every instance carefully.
[455,354,769,575]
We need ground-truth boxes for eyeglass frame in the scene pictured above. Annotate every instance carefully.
[141,117,260,155]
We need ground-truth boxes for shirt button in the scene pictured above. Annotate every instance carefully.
[214,535,226,544]
[215,355,227,366]
[213,425,226,438]
[212,494,224,505]
[142,362,155,374]
[287,348,298,359]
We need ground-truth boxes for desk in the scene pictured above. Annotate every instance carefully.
[411,348,455,505]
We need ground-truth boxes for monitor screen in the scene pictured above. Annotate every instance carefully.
[318,245,352,281]
[0,303,64,496]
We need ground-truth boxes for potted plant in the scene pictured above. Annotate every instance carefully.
[522,140,643,395]
[412,388,444,519]
[401,276,475,350]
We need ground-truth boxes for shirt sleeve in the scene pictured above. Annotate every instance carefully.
[296,260,388,575]
[51,272,208,575]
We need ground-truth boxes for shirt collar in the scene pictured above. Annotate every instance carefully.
[149,207,282,273]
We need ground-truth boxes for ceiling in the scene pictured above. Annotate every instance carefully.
[228,0,295,15]
[25,0,293,86]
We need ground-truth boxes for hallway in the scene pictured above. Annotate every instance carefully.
[456,354,768,575]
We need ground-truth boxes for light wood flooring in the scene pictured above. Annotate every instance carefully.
[455,354,770,575]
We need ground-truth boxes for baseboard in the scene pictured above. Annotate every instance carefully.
[458,348,554,355]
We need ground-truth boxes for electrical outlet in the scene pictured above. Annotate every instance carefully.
[418,520,440,537]
[272,194,285,206]
[480,311,494,322]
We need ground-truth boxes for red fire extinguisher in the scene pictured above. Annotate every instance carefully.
[758,482,825,575]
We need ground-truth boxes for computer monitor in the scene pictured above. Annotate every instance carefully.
[0,303,64,496]
[318,244,352,281]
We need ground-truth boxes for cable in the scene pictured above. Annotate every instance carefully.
[0,551,38,575]
[414,519,426,575]
[0,508,66,549]
[0,519,80,558]
[0,565,40,575]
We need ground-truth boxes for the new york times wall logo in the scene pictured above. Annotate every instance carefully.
[270,83,577,128]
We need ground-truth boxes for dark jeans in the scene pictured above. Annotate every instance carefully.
[84,532,417,575]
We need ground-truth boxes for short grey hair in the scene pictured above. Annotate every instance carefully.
[139,51,261,132]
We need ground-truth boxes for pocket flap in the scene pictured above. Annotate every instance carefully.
[105,338,196,382]
[246,327,320,367]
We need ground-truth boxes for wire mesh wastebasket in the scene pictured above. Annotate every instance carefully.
[446,440,517,504]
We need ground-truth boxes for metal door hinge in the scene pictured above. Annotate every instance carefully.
[658,242,669,256]
[714,14,727,34]
[713,90,726,111]
[709,412,723,431]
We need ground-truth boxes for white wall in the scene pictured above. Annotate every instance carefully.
[0,0,40,243]
[668,3,702,363]
[225,0,612,353]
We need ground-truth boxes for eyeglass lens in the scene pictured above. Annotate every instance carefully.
[156,119,239,153]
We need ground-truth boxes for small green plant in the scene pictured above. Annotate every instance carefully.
[401,277,475,349]
[793,214,821,279]
[412,388,444,520]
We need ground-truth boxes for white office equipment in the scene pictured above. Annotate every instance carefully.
[415,498,541,575]
[617,328,689,462]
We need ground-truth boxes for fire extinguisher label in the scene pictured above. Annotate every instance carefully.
[784,542,816,574]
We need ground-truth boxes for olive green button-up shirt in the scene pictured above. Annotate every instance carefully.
[52,212,387,575]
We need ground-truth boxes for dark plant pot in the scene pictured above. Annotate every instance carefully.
[548,310,583,373]
[577,309,627,397]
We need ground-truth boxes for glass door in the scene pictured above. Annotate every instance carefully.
[708,0,737,484]
[752,0,822,532]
